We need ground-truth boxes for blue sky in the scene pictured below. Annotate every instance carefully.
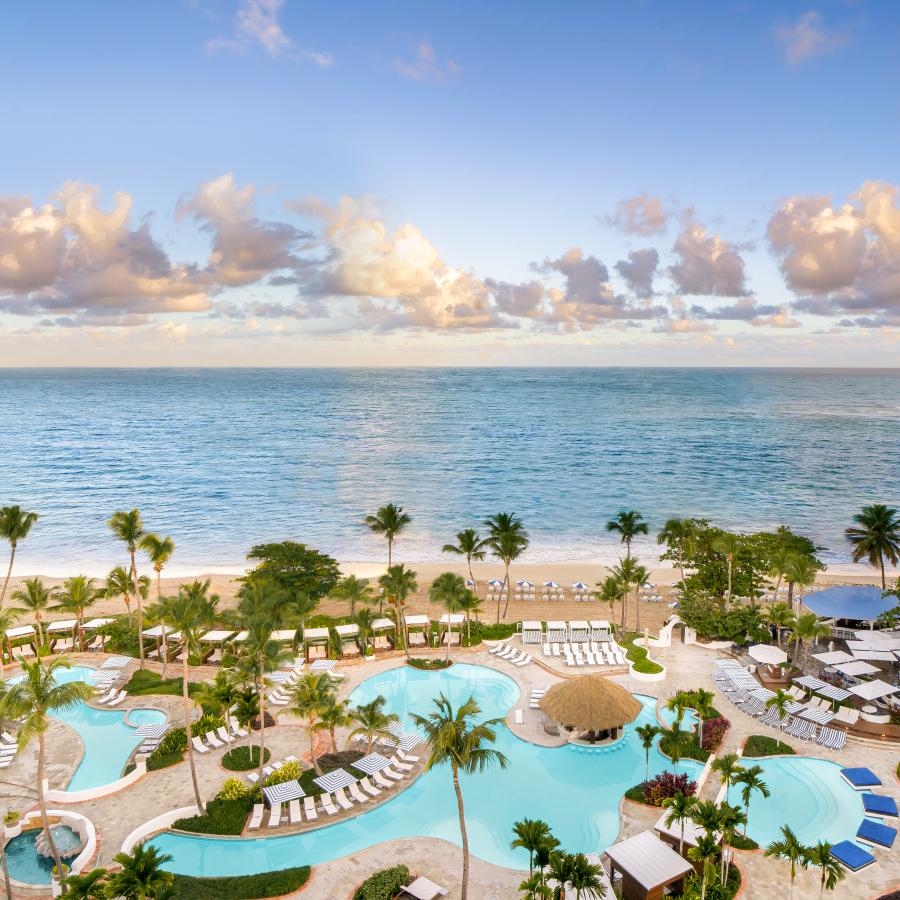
[1,1,899,365]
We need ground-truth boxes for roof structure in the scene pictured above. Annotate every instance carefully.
[803,586,896,622]
[540,674,642,731]
[606,830,693,889]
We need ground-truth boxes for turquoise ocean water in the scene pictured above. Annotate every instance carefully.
[0,368,897,573]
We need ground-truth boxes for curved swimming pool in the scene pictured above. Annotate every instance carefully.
[152,663,703,875]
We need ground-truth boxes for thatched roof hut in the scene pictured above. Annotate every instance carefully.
[540,674,642,732]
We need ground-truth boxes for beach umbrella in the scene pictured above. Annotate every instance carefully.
[133,722,169,738]
[572,581,589,590]
[464,578,475,587]
[544,581,559,588]
[848,679,899,701]
[313,767,357,792]
[488,578,503,587]
[516,579,534,588]
[834,660,880,677]
[262,779,305,804]
[748,644,788,665]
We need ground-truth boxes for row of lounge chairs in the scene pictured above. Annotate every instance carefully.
[95,687,128,706]
[830,771,898,872]
[190,722,249,754]
[488,643,532,666]
[542,641,626,667]
[529,688,547,710]
[0,731,19,768]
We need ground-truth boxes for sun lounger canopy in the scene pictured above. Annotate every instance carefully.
[812,650,855,665]
[438,614,464,625]
[47,619,77,632]
[829,840,875,871]
[142,625,177,637]
[834,660,880,676]
[5,625,35,638]
[404,614,430,627]
[793,675,851,700]
[371,618,394,632]
[803,585,895,622]
[353,752,393,774]
[198,630,235,643]
[606,830,693,890]
[270,629,295,642]
[313,767,356,792]
[748,644,787,664]
[83,618,114,629]
[263,778,305,804]
[334,623,360,637]
[841,767,882,788]
[848,679,899,700]
[303,627,330,641]
[589,620,610,629]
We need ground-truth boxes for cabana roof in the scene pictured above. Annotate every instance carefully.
[803,585,895,622]
[569,620,590,629]
[303,627,330,641]
[232,630,249,642]
[83,618,113,629]
[6,625,35,638]
[851,649,896,662]
[812,650,855,665]
[438,614,464,625]
[589,620,610,629]
[606,830,693,890]
[198,630,234,643]
[834,660,880,677]
[47,619,77,632]
[654,810,715,849]
[546,620,566,630]
[142,625,177,638]
[270,629,295,642]
[404,614,430,627]
[522,621,542,631]
[371,617,394,632]
[540,674,642,732]
[848,679,899,701]
[334,623,359,637]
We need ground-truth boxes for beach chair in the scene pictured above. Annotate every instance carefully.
[359,776,381,797]
[95,688,116,705]
[584,651,596,665]
[514,654,531,667]
[542,643,551,657]
[205,730,224,749]
[246,772,259,783]
[230,721,250,738]
[383,765,405,781]
[216,726,234,744]
[397,749,420,763]
[304,796,318,820]
[267,803,282,827]
[191,736,210,754]
[248,803,264,830]
[564,650,576,666]
[349,782,370,804]
[373,771,394,789]
[829,840,875,872]
[551,643,560,656]
[334,787,354,810]
[268,693,289,707]
[514,709,524,724]
[320,793,339,815]
[0,732,15,745]
[834,706,860,726]
[390,754,414,772]
[289,799,302,824]
[488,643,505,655]
[108,690,127,706]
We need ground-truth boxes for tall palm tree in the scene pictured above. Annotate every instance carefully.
[483,512,529,621]
[10,577,55,647]
[312,695,351,754]
[346,695,399,753]
[656,517,696,586]
[410,693,509,900]
[846,504,900,589]
[0,607,20,675]
[606,510,648,560]
[687,833,720,900]
[0,657,93,878]
[288,671,337,774]
[768,547,797,596]
[53,575,101,651]
[545,852,575,900]
[511,818,558,878]
[567,852,607,899]
[790,613,832,665]
[783,555,817,612]
[378,564,418,658]
[691,688,716,748]
[139,533,175,671]
[763,602,796,648]
[428,572,470,661]
[733,764,769,837]
[712,752,743,798]
[105,844,174,899]
[193,669,240,740]
[58,866,109,899]
[663,720,689,771]
[442,528,489,590]
[713,533,742,601]
[716,802,747,884]
[662,791,697,856]
[108,509,146,666]
[593,575,626,622]
[365,502,411,571]
[456,589,483,642]
[765,688,794,723]
[157,580,217,813]
[634,723,660,783]
[765,824,809,900]
[0,505,39,610]
[353,606,377,655]
[665,692,689,725]
[610,557,649,630]
[804,841,846,898]
[333,575,374,616]
[104,566,136,624]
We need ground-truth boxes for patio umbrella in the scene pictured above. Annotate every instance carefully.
[544,581,559,588]
[848,679,900,701]
[812,650,854,665]
[262,779,305,804]
[572,581,589,590]
[834,660,880,677]
[748,644,788,665]
[133,722,169,739]
[353,752,393,774]
[488,578,504,587]
[313,767,357,792]
[464,578,475,588]
[516,580,534,588]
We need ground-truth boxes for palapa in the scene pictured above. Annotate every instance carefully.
[540,674,642,731]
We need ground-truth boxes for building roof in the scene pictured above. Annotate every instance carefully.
[606,830,693,889]
[654,810,716,848]
[371,617,394,631]
[404,614,430,626]
[803,586,896,622]
[334,623,359,637]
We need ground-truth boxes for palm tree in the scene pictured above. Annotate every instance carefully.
[545,852,575,900]
[790,612,832,665]
[663,720,689,771]
[687,832,720,900]
[53,575,101,651]
[108,509,146,666]
[763,602,796,648]
[333,575,374,616]
[0,505,39,610]
[567,852,607,899]
[0,657,93,878]
[456,589,483,642]
[312,695,351,754]
[733,764,769,837]
[105,844,174,899]
[288,671,337,775]
[765,688,793,723]
[193,669,240,740]
[0,607,20,675]
[610,557,649,630]
[365,502,411,572]
[691,687,716,748]
[518,873,552,900]
[634,723,659,782]
[716,802,747,884]
[846,504,900,589]
[10,577,55,647]
[656,517,696,586]
[662,792,697,857]
[378,564,418,658]
[713,533,742,601]
[104,566,136,624]
[804,841,846,898]
[768,547,797,596]
[428,572,470,661]
[58,866,108,899]
[511,818,558,878]
[410,693,509,900]
[765,824,809,900]
[157,580,217,812]
[783,555,817,611]
[353,606,377,655]
[483,512,529,621]
[139,533,175,672]
[712,752,743,798]
[593,576,626,622]
[442,528,489,589]
[665,692,689,725]
[606,510,648,560]
[346,695,399,753]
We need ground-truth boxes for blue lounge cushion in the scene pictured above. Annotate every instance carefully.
[830,840,875,871]
[857,818,897,848]
[840,767,882,788]
[863,793,898,817]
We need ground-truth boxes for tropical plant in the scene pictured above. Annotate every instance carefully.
[193,669,240,737]
[58,866,109,899]
[657,517,697,586]
[0,657,93,879]
[365,502,411,572]
[545,851,575,900]
[712,533,742,601]
[139,533,175,674]
[245,541,341,599]
[105,844,174,899]
[288,671,337,774]
[483,512,529,621]
[0,607,20,674]
[378,564,418,658]
[346,695,400,753]
[662,791,697,856]
[428,572,471,660]
[845,503,900,589]
[763,602,796,648]
[783,554,817,611]
[634,723,660,782]
[0,505,39,610]
[312,695,351,754]
[456,589,483,642]
[333,574,374,616]
[662,720,691,771]
[10,577,55,646]
[789,612,832,665]
[606,510,648,560]
[665,692,689,726]
[716,802,747,883]
[567,852,607,899]
[711,752,743,796]
[690,688,716,746]
[108,509,146,666]
[104,565,136,624]
[518,872,552,900]
[353,605,378,654]
[511,818,559,877]
[610,557,649,630]
[52,576,102,652]
[764,824,809,900]
[593,576,626,621]
[765,689,793,723]
[733,764,769,837]
[687,832,720,900]
[410,693,509,900]
[442,528,489,589]
[804,840,846,898]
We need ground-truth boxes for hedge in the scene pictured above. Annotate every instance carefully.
[619,632,664,674]
[743,734,795,757]
[353,865,410,900]
[123,669,203,698]
[729,832,759,851]
[467,621,518,642]
[173,797,254,836]
[171,866,311,899]
[222,746,270,771]
[407,657,451,670]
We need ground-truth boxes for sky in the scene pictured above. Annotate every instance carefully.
[1,0,899,366]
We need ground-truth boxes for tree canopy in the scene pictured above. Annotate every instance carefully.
[244,541,340,600]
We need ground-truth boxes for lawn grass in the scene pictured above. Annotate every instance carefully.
[743,734,795,757]
[171,866,310,899]
[123,669,203,698]
[173,797,253,836]
[222,746,270,771]
[619,632,664,674]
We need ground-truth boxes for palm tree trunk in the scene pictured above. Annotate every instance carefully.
[679,823,684,857]
[634,586,640,632]
[727,560,733,600]
[620,585,627,630]
[38,732,64,880]
[310,719,322,775]
[0,834,13,900]
[0,545,14,610]
[501,563,513,619]
[35,614,44,648]
[387,537,392,571]
[879,552,885,590]
[626,538,631,560]
[158,568,169,679]
[183,655,204,813]
[132,550,145,668]
[452,764,470,900]
[257,675,267,786]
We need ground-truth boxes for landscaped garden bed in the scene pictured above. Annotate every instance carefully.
[743,734,795,757]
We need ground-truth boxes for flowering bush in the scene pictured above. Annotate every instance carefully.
[701,716,730,752]
[263,759,302,786]
[217,777,250,801]
[643,771,698,806]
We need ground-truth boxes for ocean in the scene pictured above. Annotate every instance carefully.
[0,368,897,574]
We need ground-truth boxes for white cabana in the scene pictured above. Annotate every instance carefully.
[568,620,590,642]
[47,619,77,633]
[521,621,543,645]
[848,679,899,701]
[847,638,900,652]
[438,613,464,647]
[334,623,361,656]
[834,660,881,677]
[371,617,396,650]
[589,620,611,640]
[142,625,178,638]
[748,644,788,665]
[231,630,249,643]
[270,629,296,643]
[302,626,330,660]
[404,614,431,649]
[812,650,855,665]
[546,620,566,643]
[606,830,693,896]
[83,618,113,630]
[199,630,235,643]
[6,625,35,638]
[853,630,900,649]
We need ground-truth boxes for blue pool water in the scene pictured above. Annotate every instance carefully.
[726,756,864,847]
[7,665,167,791]
[152,663,702,875]
[5,826,81,884]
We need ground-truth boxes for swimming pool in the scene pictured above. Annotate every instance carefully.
[7,665,167,791]
[152,663,703,876]
[5,826,81,884]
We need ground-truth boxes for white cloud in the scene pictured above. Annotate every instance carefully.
[392,39,459,82]
[775,11,848,65]
[606,193,670,236]
[668,222,749,297]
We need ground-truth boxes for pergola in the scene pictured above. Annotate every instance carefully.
[334,623,361,657]
[589,620,611,641]
[521,621,543,645]
[371,617,396,650]
[606,830,693,900]
[142,625,182,662]
[404,614,430,649]
[438,614,464,647]
[302,627,330,660]
[47,619,77,650]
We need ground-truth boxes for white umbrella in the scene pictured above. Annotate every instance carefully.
[488,578,504,587]
[572,581,589,590]
[748,644,788,665]
[464,578,475,587]
[834,660,881,677]
[848,679,900,701]
[812,650,854,665]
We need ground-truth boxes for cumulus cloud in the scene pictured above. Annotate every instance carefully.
[392,39,459,82]
[485,279,545,319]
[615,248,659,298]
[606,193,670,236]
[668,222,749,296]
[775,11,848,65]
[768,180,900,318]
[688,297,800,328]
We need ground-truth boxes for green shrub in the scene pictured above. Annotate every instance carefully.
[619,632,664,674]
[173,797,253,836]
[123,669,204,698]
[170,867,310,899]
[467,620,517,643]
[191,714,226,738]
[222,746,270,771]
[659,730,710,763]
[353,865,410,900]
[147,750,184,771]
[155,727,187,756]
[407,657,451,670]
[263,759,302,786]
[217,778,250,801]
[743,734,795,757]
[729,833,758,851]
[100,617,141,656]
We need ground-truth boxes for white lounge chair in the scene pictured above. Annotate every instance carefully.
[303,796,318,820]
[349,782,370,804]
[204,730,224,749]
[95,688,117,705]
[389,754,414,772]
[359,776,381,796]
[248,803,264,830]
[246,772,259,784]
[191,736,210,754]
[289,799,302,824]
[267,803,282,827]
[216,726,234,744]
[373,771,394,789]
[397,749,419,763]
[514,709,524,724]
[108,690,128,707]
[514,654,531,667]
[230,722,249,738]
[334,787,354,810]
[383,765,405,781]
[0,732,15,745]
[320,793,338,815]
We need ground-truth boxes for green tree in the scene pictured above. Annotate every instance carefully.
[691,688,716,747]
[428,571,471,661]
[312,695,351,754]
[104,565,136,625]
[712,533,742,601]
[610,557,649,631]
[379,564,418,658]
[789,613,831,665]
[845,504,900,589]
[763,602,796,648]
[484,512,529,621]
[687,833,720,900]
[10,577,55,647]
[105,844,174,899]
[665,691,690,726]
[663,720,690,771]
[353,605,377,655]
[193,669,240,738]
[712,752,743,797]
[52,575,102,652]
[139,533,175,674]
[567,852,607,899]
[364,503,411,572]
[0,658,93,878]
[518,873,552,900]
[662,791,697,856]
[245,541,341,599]
[333,575,374,616]
[783,554,817,611]
[716,802,746,883]
[108,509,146,666]
[765,688,793,722]
[764,825,809,900]
[606,510,648,560]
[410,694,509,900]
[0,505,39,610]
[442,528,489,589]
[657,517,697,586]
[634,723,660,782]
[58,866,108,899]
[456,589,483,642]
[804,841,846,898]
[733,764,769,837]
[593,576,626,622]
[511,818,558,878]
[346,695,399,753]
[288,671,337,775]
